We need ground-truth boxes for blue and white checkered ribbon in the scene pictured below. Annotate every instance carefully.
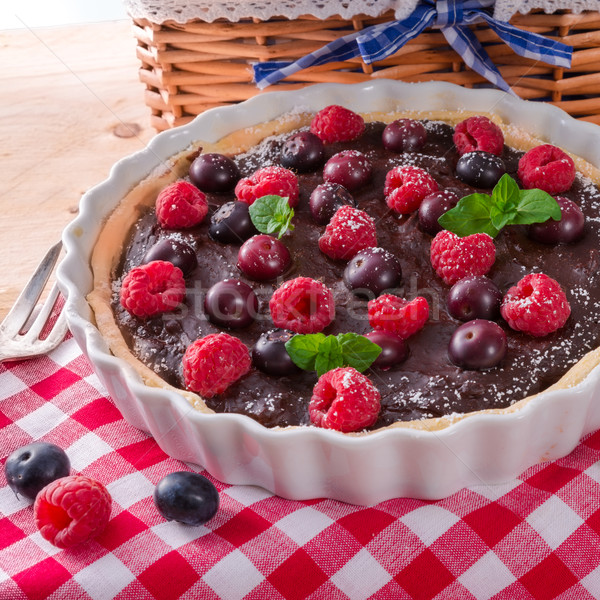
[253,0,572,94]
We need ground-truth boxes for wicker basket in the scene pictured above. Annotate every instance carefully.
[133,10,600,131]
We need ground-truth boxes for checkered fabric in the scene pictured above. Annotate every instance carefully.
[1,337,600,600]
[253,0,572,92]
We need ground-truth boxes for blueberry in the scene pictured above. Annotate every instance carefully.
[364,330,408,369]
[280,131,325,173]
[5,442,70,500]
[189,153,240,193]
[448,319,507,370]
[154,472,219,526]
[142,239,198,276]
[382,119,427,152]
[252,329,300,376]
[447,276,502,321]
[309,183,354,225]
[343,247,403,298]
[209,201,258,244]
[456,151,506,188]
[528,197,585,244]
[204,279,258,328]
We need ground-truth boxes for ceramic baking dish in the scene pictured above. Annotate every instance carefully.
[58,80,600,505]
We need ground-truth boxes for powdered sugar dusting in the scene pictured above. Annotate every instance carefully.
[112,117,600,428]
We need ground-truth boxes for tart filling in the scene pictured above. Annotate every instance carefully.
[88,109,600,433]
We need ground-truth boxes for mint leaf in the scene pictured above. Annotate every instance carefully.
[336,333,382,373]
[511,188,561,225]
[285,332,382,376]
[489,204,512,232]
[490,174,521,230]
[273,195,295,235]
[314,335,344,377]
[437,175,563,237]
[492,173,520,213]
[248,195,295,239]
[437,193,501,238]
[284,332,325,372]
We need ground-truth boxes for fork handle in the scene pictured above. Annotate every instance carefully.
[0,241,62,337]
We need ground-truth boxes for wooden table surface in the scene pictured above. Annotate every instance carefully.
[0,20,154,319]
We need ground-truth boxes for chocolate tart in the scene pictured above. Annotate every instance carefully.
[59,81,600,503]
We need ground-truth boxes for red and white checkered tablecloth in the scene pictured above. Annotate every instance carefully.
[1,336,600,600]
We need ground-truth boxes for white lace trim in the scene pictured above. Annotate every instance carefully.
[124,0,600,25]
[124,1,417,24]
[494,0,600,20]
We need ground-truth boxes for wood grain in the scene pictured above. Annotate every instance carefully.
[0,20,154,319]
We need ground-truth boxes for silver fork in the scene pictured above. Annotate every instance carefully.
[0,241,69,362]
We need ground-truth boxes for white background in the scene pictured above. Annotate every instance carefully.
[1,0,128,29]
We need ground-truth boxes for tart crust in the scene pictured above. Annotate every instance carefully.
[87,109,600,433]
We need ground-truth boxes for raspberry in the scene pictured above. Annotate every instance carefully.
[318,205,377,260]
[368,294,429,339]
[501,273,570,337]
[34,475,112,548]
[384,166,438,214]
[235,165,299,207]
[155,180,208,229]
[120,260,186,318]
[430,231,496,285]
[517,144,575,195]
[310,105,365,144]
[453,116,504,156]
[269,277,335,334]
[309,367,380,432]
[183,333,251,398]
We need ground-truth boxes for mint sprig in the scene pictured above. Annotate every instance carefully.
[248,195,294,239]
[438,174,561,238]
[285,333,382,377]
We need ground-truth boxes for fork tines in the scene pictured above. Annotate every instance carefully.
[0,241,68,362]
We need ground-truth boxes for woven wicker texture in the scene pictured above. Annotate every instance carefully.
[133,10,600,131]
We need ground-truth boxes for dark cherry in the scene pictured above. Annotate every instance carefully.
[528,196,585,244]
[418,190,460,235]
[364,330,408,370]
[5,442,70,500]
[142,238,198,276]
[154,471,219,526]
[309,183,355,225]
[447,276,502,321]
[238,234,291,281]
[456,151,506,188]
[204,279,258,328]
[382,118,427,152]
[252,329,301,376]
[280,131,325,173]
[448,319,507,370]
[209,201,258,244]
[323,150,372,191]
[189,153,240,193]
[343,247,403,298]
